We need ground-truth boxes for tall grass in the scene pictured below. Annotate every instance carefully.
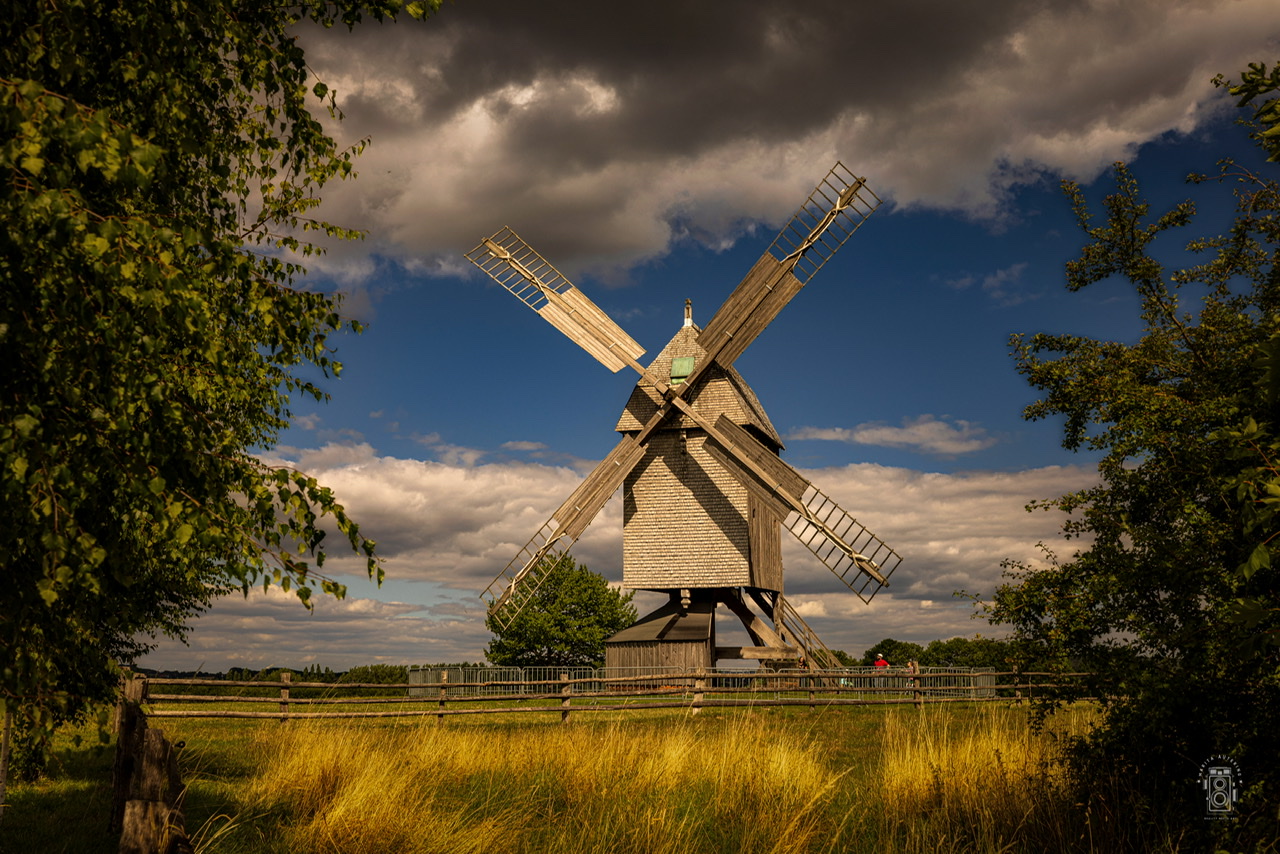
[211,705,1112,854]
[872,704,1098,853]
[240,715,838,854]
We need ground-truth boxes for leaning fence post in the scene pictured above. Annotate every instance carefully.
[437,670,448,723]
[560,673,571,724]
[0,704,12,825]
[111,672,147,833]
[279,672,291,723]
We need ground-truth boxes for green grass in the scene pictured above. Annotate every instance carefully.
[3,703,1114,854]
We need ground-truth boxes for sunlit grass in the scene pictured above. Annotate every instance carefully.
[873,704,1100,853]
[240,715,838,854]
[6,703,1120,854]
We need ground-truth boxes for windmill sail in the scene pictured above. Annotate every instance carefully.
[466,227,646,373]
[702,415,900,600]
[698,163,880,371]
[482,435,646,627]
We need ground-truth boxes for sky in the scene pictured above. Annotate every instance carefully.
[138,0,1280,672]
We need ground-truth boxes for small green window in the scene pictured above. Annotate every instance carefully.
[670,356,695,385]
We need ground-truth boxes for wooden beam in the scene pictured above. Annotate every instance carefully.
[539,285,645,374]
[697,253,805,370]
[714,646,800,661]
[719,590,789,650]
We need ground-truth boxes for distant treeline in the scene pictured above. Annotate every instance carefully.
[842,636,1020,670]
[135,636,1023,683]
[135,663,483,682]
[133,663,484,698]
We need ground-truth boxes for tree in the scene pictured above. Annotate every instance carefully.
[987,64,1280,844]
[0,0,440,746]
[485,557,637,669]
[828,648,859,667]
[859,638,925,667]
[918,636,1013,669]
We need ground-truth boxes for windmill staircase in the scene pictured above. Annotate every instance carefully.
[772,594,843,672]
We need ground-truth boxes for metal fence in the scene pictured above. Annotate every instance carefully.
[407,665,997,700]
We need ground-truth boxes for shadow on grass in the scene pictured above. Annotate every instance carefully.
[1,742,116,854]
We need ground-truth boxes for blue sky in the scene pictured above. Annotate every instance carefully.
[139,0,1280,671]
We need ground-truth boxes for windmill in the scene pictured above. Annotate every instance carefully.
[466,163,901,671]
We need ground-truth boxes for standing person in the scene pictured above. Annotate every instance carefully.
[874,653,889,690]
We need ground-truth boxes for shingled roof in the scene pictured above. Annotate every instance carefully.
[614,321,783,449]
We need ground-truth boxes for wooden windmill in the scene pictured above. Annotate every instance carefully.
[466,163,901,671]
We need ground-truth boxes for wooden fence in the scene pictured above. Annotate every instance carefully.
[127,666,1081,722]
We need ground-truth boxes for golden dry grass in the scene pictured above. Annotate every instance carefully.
[164,704,1110,853]
[240,715,841,854]
[874,704,1099,853]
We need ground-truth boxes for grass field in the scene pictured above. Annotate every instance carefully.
[3,701,1180,854]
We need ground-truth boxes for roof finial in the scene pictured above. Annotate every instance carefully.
[683,298,693,328]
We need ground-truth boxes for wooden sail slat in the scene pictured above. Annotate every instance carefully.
[703,439,790,521]
[706,414,808,499]
[715,268,805,368]
[482,436,645,628]
[539,286,646,374]
[467,228,645,374]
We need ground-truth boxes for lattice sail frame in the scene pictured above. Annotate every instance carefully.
[481,519,573,631]
[785,485,902,603]
[767,161,881,285]
[466,227,645,374]
[464,226,574,311]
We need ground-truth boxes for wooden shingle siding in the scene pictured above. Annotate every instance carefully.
[622,430,753,589]
[617,320,786,593]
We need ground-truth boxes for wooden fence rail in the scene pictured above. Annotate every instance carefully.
[130,669,1087,722]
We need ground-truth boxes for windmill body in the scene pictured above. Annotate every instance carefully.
[467,163,902,671]
[616,312,784,595]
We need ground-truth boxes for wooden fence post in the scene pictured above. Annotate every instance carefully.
[0,705,12,825]
[111,673,191,854]
[911,661,922,709]
[279,672,291,723]
[111,673,147,831]
[118,727,189,854]
[692,672,705,716]
[560,673,571,724]
[437,670,448,723]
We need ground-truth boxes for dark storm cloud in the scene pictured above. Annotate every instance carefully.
[294,0,1277,278]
